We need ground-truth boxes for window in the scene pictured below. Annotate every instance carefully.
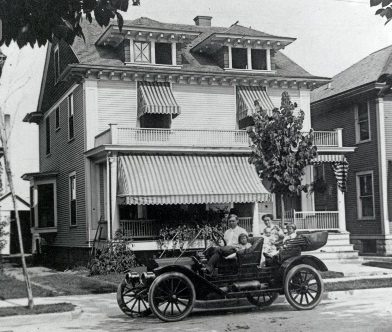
[55,107,60,130]
[68,94,74,140]
[140,114,171,129]
[134,42,151,63]
[54,45,60,82]
[232,48,247,69]
[155,42,172,65]
[251,49,267,70]
[355,101,370,142]
[45,116,51,155]
[356,171,375,219]
[37,183,55,228]
[69,173,77,226]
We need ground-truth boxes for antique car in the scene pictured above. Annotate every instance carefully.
[117,231,329,322]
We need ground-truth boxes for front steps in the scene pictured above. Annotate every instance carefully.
[305,232,360,260]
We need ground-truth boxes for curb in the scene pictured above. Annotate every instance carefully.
[0,306,83,328]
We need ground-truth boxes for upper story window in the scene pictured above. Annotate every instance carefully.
[355,101,370,143]
[68,94,74,140]
[356,171,375,219]
[251,49,267,70]
[155,42,172,65]
[228,46,271,71]
[45,116,51,155]
[54,45,60,83]
[134,42,151,62]
[55,107,60,130]
[232,48,247,69]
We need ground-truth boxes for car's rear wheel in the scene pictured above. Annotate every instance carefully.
[246,291,279,307]
[117,279,152,317]
[148,272,196,322]
[284,264,324,310]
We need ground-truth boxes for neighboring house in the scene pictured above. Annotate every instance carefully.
[23,16,354,265]
[311,45,392,255]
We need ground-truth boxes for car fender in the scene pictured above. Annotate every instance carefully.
[277,255,328,286]
[153,265,225,299]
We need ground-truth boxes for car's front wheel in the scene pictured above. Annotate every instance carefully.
[148,272,196,322]
[284,264,324,310]
[117,279,152,317]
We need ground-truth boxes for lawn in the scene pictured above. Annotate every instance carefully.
[0,274,54,299]
[0,303,75,317]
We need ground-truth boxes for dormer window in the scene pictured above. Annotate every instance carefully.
[251,49,267,70]
[232,48,247,69]
[129,39,177,66]
[228,46,271,71]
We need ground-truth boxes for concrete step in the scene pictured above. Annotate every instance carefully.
[306,250,360,260]
[313,244,356,252]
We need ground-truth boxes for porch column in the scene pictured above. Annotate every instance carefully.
[109,152,120,239]
[301,166,314,211]
[337,186,347,232]
[252,202,260,235]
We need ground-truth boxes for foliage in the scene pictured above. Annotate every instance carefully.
[371,0,392,25]
[89,229,140,276]
[247,92,317,219]
[0,0,141,48]
[0,219,9,254]
[312,178,328,194]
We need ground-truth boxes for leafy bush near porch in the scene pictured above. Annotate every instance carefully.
[0,219,9,273]
[89,230,141,276]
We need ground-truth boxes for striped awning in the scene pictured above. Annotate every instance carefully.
[138,82,181,118]
[312,154,349,192]
[237,86,275,120]
[117,155,271,205]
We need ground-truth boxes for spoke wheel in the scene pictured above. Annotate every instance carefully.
[284,264,324,310]
[148,272,196,322]
[246,291,279,307]
[117,279,152,317]
[211,231,226,247]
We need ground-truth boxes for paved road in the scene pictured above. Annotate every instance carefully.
[2,288,392,332]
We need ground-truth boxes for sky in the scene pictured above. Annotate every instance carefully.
[1,0,392,198]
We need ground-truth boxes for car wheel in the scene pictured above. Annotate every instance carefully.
[284,264,324,310]
[246,291,279,307]
[117,279,152,317]
[148,272,196,322]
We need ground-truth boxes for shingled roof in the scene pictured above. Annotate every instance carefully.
[67,17,319,79]
[311,45,392,103]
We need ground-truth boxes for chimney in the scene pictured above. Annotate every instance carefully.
[193,16,212,26]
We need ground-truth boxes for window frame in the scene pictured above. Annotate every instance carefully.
[32,178,58,229]
[68,94,74,141]
[55,106,60,130]
[354,101,371,144]
[356,170,375,220]
[69,172,77,227]
[134,41,151,63]
[53,45,60,83]
[45,116,51,156]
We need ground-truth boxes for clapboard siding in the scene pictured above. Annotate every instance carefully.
[97,81,137,132]
[172,84,236,130]
[311,95,382,235]
[268,87,301,110]
[41,39,79,114]
[39,85,87,247]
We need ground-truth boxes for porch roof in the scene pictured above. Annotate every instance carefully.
[117,154,271,205]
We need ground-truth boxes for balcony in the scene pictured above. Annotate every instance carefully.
[95,125,343,149]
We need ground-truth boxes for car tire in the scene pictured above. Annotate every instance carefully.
[284,264,324,310]
[148,272,196,322]
[117,279,152,317]
[246,291,279,307]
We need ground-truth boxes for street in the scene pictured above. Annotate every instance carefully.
[2,287,392,332]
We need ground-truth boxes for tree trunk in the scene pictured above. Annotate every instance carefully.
[280,193,285,229]
[0,108,34,309]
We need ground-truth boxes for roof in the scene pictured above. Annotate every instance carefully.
[0,192,30,208]
[67,17,318,79]
[311,45,392,103]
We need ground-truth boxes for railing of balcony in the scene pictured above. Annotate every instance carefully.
[95,126,342,149]
[292,211,339,231]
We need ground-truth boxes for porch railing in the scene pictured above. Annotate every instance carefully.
[120,217,253,239]
[303,130,339,147]
[291,210,339,231]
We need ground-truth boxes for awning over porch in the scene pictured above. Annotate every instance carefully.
[117,155,271,205]
[311,154,346,164]
[237,86,275,120]
[137,82,181,118]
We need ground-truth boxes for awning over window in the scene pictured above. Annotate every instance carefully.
[117,155,271,205]
[138,82,181,118]
[237,86,275,121]
[312,154,349,192]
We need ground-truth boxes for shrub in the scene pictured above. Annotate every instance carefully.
[0,219,9,273]
[88,229,140,276]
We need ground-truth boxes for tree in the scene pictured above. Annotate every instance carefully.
[371,0,392,25]
[0,0,141,48]
[247,92,318,227]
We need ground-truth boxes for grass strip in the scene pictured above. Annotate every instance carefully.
[0,303,75,317]
[0,274,54,299]
[325,277,392,292]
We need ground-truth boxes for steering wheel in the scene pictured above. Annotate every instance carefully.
[211,231,226,247]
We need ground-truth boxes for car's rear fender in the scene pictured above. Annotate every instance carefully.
[153,265,225,300]
[277,255,328,286]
